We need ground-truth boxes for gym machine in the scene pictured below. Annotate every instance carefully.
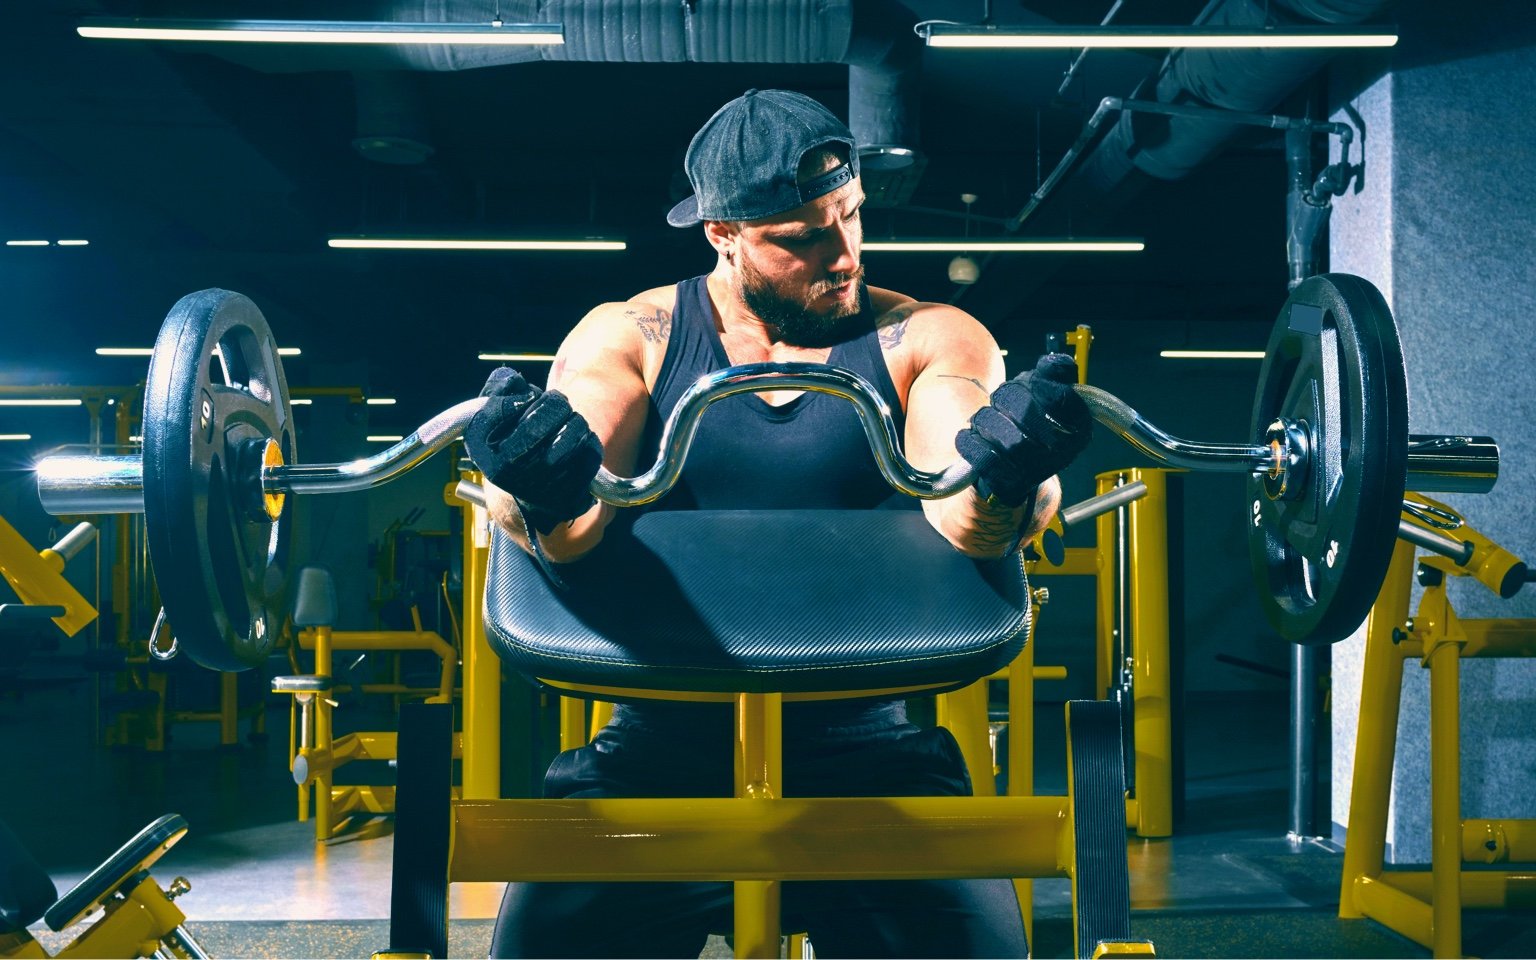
[30,274,1502,957]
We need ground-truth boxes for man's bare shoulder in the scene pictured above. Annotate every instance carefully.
[577,288,677,346]
[867,286,986,352]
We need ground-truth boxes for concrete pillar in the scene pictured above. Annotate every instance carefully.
[1329,1,1536,860]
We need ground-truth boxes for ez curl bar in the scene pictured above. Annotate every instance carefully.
[35,275,1498,671]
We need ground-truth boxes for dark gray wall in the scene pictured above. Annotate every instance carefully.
[1329,1,1536,861]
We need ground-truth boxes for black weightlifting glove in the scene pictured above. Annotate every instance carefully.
[462,367,604,536]
[955,353,1094,508]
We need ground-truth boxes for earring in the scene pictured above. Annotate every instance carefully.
[724,249,735,265]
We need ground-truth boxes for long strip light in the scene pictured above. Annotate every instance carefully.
[96,346,301,356]
[863,239,1143,252]
[78,18,564,46]
[6,240,89,247]
[1160,349,1266,359]
[0,434,32,441]
[368,435,405,443]
[924,25,1398,49]
[329,237,625,251]
[0,399,83,407]
[479,352,558,362]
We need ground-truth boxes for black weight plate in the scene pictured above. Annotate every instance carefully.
[1247,274,1408,644]
[143,289,295,671]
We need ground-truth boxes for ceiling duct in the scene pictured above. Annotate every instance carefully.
[1074,0,1396,195]
[194,0,923,196]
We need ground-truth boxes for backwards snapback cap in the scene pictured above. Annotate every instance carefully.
[666,89,859,228]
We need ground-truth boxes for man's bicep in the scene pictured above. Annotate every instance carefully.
[903,334,1004,473]
[546,313,651,476]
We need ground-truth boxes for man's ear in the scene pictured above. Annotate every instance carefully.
[703,219,738,260]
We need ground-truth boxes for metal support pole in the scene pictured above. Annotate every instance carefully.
[1288,643,1322,840]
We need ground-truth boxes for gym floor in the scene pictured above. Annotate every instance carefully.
[2,669,1532,959]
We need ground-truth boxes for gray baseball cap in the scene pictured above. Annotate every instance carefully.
[666,89,860,228]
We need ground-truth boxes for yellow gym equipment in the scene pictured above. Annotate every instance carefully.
[0,814,206,959]
[272,565,460,841]
[1338,495,1535,958]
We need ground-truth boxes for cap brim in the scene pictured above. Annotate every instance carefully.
[666,194,702,228]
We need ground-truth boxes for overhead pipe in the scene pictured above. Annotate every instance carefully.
[193,0,922,169]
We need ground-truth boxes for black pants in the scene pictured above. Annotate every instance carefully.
[490,714,1028,958]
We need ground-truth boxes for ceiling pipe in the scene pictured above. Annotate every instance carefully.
[1073,0,1396,194]
[189,0,921,173]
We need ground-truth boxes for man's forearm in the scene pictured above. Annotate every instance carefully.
[927,475,1062,559]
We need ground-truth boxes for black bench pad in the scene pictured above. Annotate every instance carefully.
[485,510,1029,695]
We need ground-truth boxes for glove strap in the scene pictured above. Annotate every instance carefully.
[514,498,570,590]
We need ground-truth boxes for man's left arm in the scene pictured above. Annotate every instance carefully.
[900,305,1063,558]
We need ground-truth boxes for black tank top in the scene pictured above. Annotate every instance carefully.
[610,275,913,737]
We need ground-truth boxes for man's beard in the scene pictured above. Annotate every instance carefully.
[737,253,867,347]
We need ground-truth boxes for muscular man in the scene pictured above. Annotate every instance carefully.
[468,88,1092,958]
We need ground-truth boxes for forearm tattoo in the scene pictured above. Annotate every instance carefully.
[970,496,1028,553]
[628,307,672,344]
[877,303,918,350]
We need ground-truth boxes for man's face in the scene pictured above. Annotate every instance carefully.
[732,178,867,347]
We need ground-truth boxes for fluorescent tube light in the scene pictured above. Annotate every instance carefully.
[78,18,564,46]
[97,346,300,356]
[6,240,49,247]
[291,399,314,406]
[0,399,83,407]
[0,434,32,441]
[329,237,625,251]
[366,398,397,406]
[1160,349,1266,359]
[924,25,1398,49]
[863,239,1143,252]
[368,435,405,443]
[479,353,559,362]
[57,240,90,246]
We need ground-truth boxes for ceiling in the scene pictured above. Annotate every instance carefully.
[1,0,1380,432]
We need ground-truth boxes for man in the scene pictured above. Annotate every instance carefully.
[468,88,1092,958]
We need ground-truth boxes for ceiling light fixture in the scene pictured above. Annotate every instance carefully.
[0,399,83,407]
[78,18,564,46]
[368,435,405,443]
[1159,349,1266,359]
[0,434,32,441]
[328,237,625,251]
[291,399,314,405]
[864,239,1143,252]
[96,346,301,356]
[478,353,558,362]
[923,24,1398,49]
[366,398,397,406]
[6,240,50,247]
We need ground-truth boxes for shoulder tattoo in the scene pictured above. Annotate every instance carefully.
[876,303,919,351]
[627,306,672,345]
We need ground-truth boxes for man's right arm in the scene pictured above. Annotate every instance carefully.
[482,301,657,562]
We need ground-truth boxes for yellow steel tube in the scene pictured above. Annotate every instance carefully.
[1462,818,1536,863]
[1427,638,1463,959]
[1008,594,1043,944]
[559,697,587,751]
[735,693,783,957]
[1351,874,1433,950]
[939,680,997,797]
[219,671,238,745]
[313,624,335,839]
[448,796,1073,882]
[1338,539,1416,918]
[1094,474,1118,699]
[460,488,499,799]
[1126,468,1173,838]
[1381,870,1536,909]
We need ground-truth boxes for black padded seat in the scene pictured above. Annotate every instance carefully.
[291,566,338,628]
[485,509,1029,695]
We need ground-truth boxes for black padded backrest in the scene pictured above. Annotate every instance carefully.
[291,565,338,628]
[0,817,57,933]
[485,509,1029,694]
